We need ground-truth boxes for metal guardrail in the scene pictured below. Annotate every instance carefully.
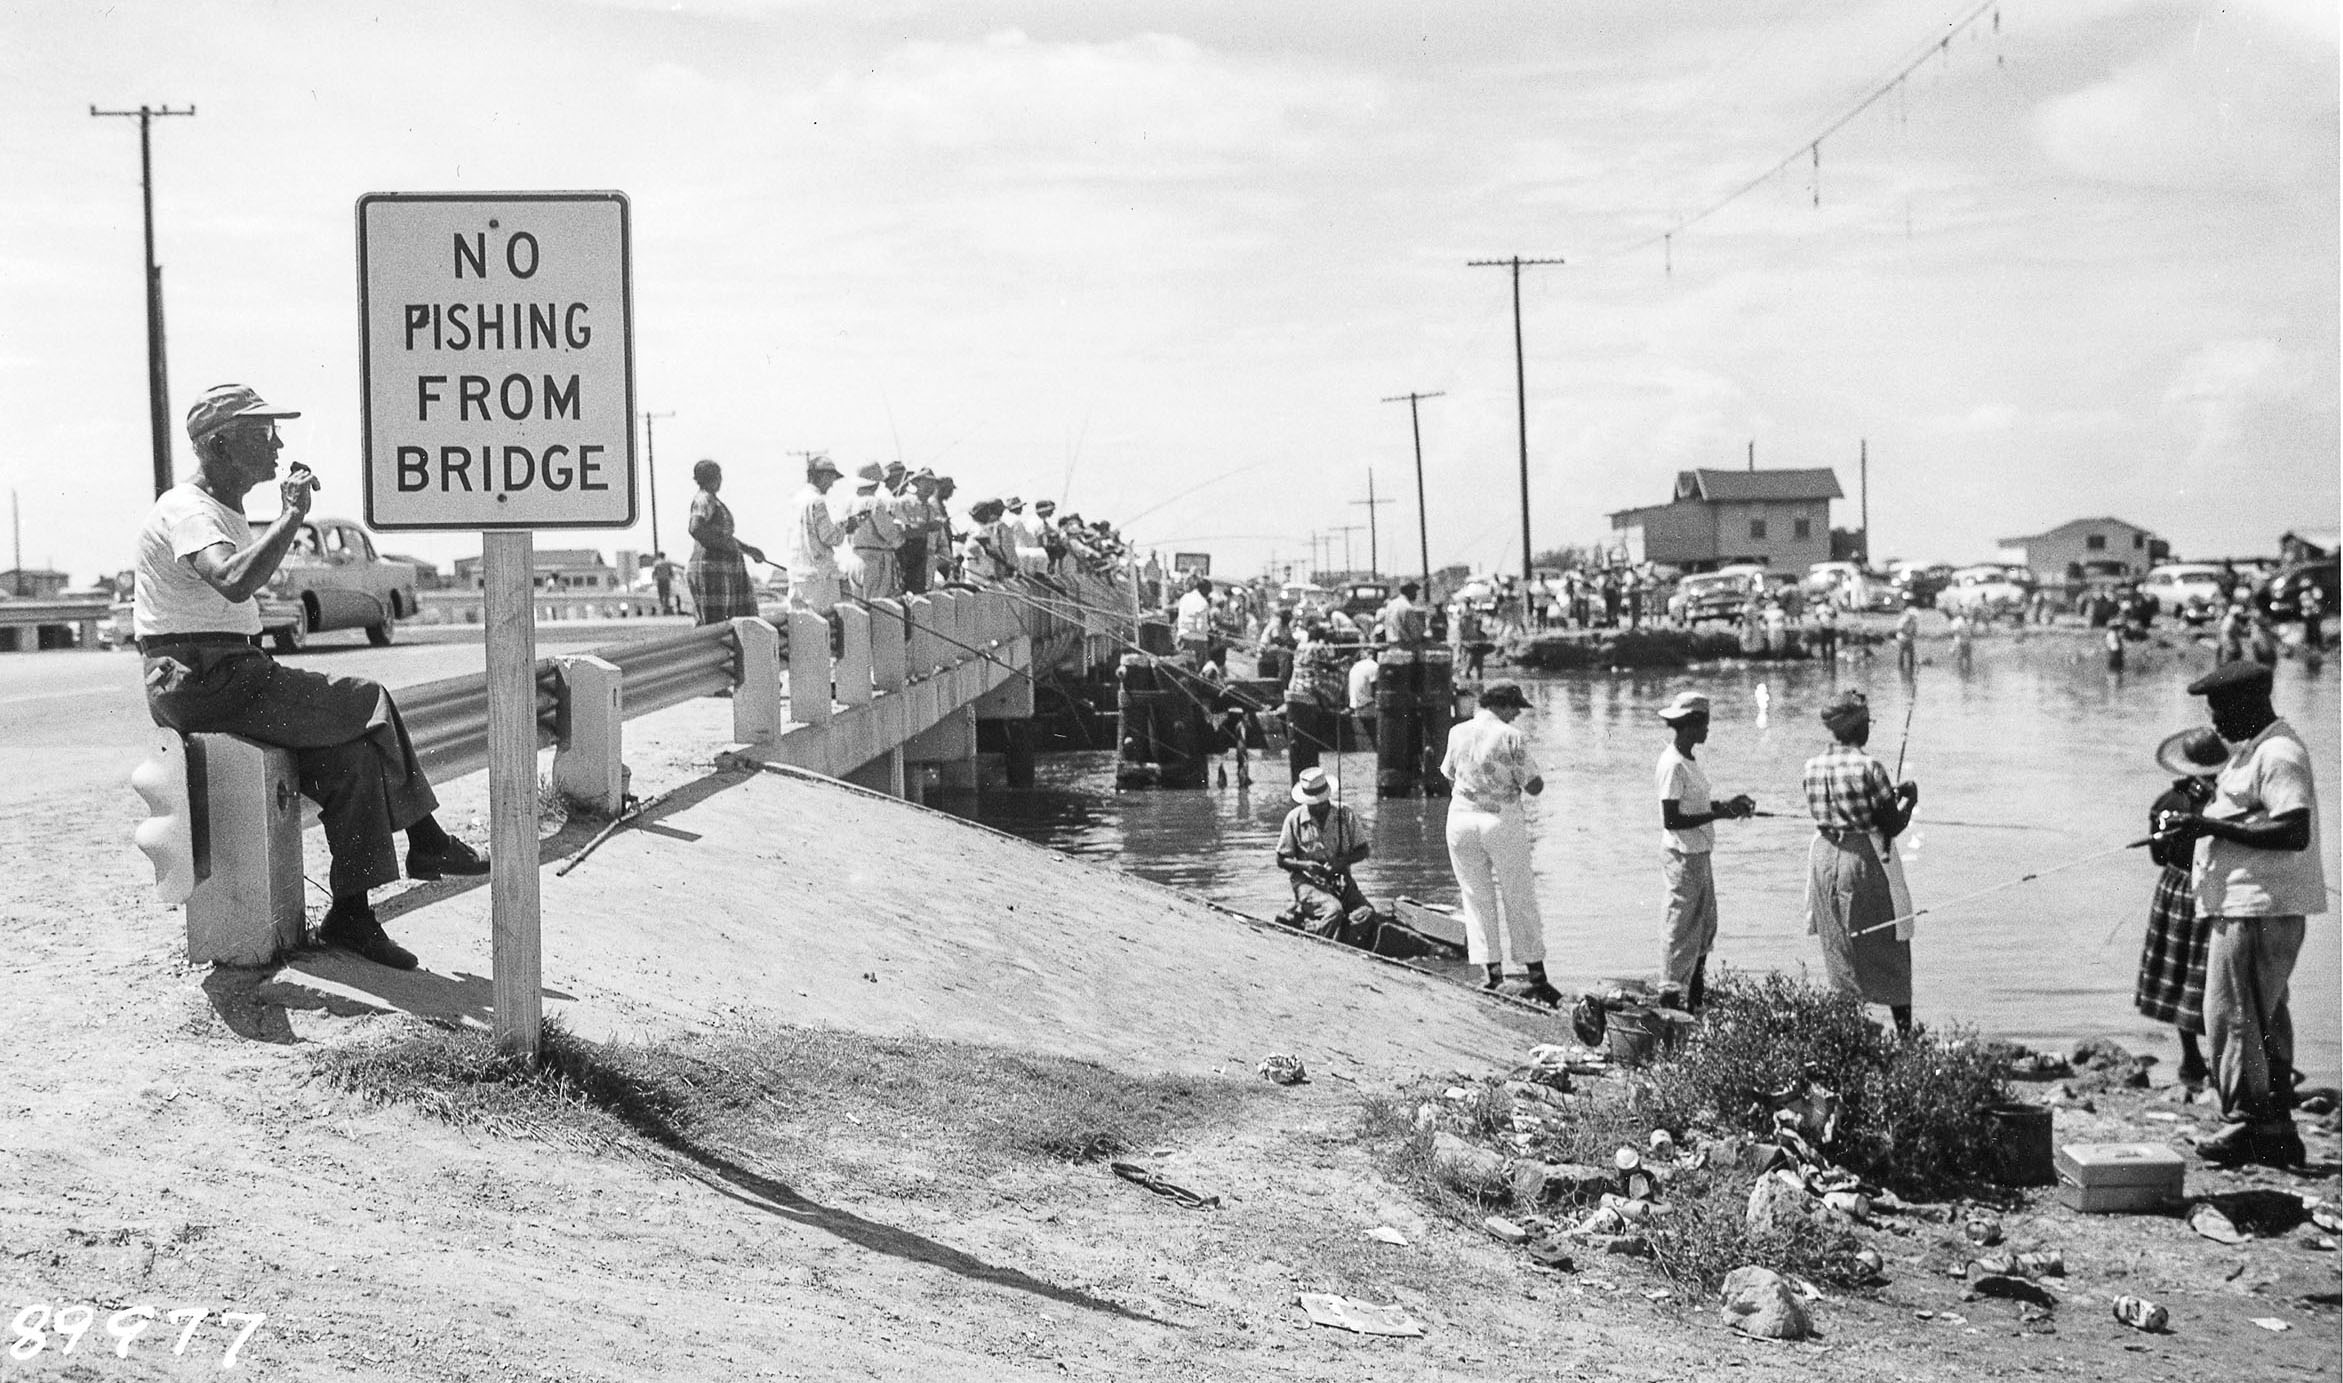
[0,597,111,626]
[401,622,738,782]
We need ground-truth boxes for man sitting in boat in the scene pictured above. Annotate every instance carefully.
[1275,768,1378,945]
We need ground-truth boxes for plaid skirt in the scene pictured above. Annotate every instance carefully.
[2133,864,2209,1033]
[688,553,760,624]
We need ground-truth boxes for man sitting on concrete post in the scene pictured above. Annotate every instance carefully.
[136,384,486,971]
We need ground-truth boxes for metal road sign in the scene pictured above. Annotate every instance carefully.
[357,191,636,531]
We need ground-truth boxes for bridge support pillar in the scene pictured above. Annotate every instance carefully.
[845,748,904,798]
[905,705,978,794]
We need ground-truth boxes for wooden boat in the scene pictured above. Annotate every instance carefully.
[1392,896,1468,950]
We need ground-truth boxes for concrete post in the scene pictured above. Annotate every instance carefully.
[903,595,938,682]
[551,654,626,816]
[837,602,874,707]
[185,734,305,967]
[868,598,906,694]
[730,616,784,745]
[789,610,833,725]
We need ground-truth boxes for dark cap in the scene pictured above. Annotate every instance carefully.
[2186,661,2273,697]
[1479,680,1530,710]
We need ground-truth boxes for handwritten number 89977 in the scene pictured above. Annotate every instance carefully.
[9,1303,265,1368]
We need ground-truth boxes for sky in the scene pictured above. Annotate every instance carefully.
[2,0,2335,585]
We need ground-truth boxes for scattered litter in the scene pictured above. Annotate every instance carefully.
[1648,1129,1677,1158]
[1108,1160,1221,1211]
[1964,1213,2004,1246]
[2016,1250,2065,1278]
[1484,1216,1529,1245]
[1258,1054,1308,1085]
[1853,1248,1885,1280]
[2144,1111,2183,1123]
[2189,1203,2250,1246]
[1297,1293,1423,1338]
[2112,1296,2168,1333]
[1614,1146,1643,1172]
[2310,1203,2343,1234]
[1443,1086,1471,1101]
[1366,1226,1409,1246]
[2251,1317,2289,1333]
[1822,1190,1872,1222]
[1643,1289,1673,1302]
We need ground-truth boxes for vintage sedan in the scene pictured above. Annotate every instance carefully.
[249,517,419,650]
[1933,564,2030,617]
[2139,563,2229,625]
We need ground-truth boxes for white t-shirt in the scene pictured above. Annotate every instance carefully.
[2194,718,2328,917]
[1656,743,1715,854]
[134,484,262,637]
[1348,656,1378,712]
[1175,589,1213,640]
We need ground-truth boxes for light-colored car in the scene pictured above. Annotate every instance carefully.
[1934,564,2029,617]
[249,517,419,651]
[1675,564,1768,624]
[2140,563,2229,625]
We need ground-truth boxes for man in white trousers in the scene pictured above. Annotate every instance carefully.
[1439,680,1560,1004]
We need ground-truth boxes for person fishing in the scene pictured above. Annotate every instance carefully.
[1654,691,1755,1011]
[1440,680,1560,1005]
[2133,727,2225,1088]
[1800,688,1919,1037]
[1274,767,1376,944]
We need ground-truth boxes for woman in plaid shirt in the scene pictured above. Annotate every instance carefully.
[1801,688,1919,1036]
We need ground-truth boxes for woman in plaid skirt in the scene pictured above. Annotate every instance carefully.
[686,459,766,625]
[2135,728,2224,1086]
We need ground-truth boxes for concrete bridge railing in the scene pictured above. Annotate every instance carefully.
[135,588,1032,967]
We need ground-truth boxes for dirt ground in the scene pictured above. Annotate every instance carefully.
[3,699,2337,1380]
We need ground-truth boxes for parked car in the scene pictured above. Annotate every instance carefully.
[2139,563,2229,625]
[249,517,419,651]
[1934,565,2029,617]
[1889,562,1956,610]
[1340,581,1392,621]
[1674,565,1767,624]
[2259,558,2339,623]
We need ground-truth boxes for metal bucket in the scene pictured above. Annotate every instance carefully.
[1604,1006,1661,1066]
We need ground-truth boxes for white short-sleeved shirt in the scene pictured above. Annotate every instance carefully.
[1175,589,1213,639]
[1656,743,1715,854]
[1348,656,1378,712]
[134,484,261,637]
[2194,718,2327,917]
[1441,709,1542,813]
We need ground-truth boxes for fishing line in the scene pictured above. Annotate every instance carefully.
[1747,810,2061,833]
[1848,835,2159,939]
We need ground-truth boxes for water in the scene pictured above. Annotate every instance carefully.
[949,634,2341,1084]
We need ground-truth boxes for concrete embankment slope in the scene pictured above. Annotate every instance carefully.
[323,765,1550,1078]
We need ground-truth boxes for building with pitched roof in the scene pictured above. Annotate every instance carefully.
[1993,517,2163,581]
[1608,468,1844,572]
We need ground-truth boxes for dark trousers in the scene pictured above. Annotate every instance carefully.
[144,643,438,899]
[900,535,930,594]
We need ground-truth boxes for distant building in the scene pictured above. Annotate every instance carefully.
[451,548,618,592]
[383,554,445,590]
[1608,468,1843,574]
[2280,529,2337,564]
[1995,517,2162,581]
[0,568,72,598]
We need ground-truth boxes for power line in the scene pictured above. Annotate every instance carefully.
[1610,0,2004,265]
[1350,470,1394,579]
[1380,390,1444,591]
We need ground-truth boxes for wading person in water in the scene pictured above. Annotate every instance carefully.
[1439,680,1560,1005]
[1654,692,1754,1011]
[2163,661,2325,1169]
[1800,689,1919,1037]
[137,384,487,971]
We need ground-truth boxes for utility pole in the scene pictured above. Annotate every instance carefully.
[1381,390,1443,593]
[1748,439,1755,472]
[90,103,196,499]
[1467,254,1565,580]
[642,410,676,556]
[11,490,22,596]
[1350,471,1395,579]
[1859,438,1870,564]
[1329,523,1363,579]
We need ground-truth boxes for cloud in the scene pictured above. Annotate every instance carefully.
[810,29,1381,176]
[2163,337,2317,462]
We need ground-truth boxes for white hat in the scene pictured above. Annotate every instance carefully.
[1658,691,1711,723]
[1291,767,1334,804]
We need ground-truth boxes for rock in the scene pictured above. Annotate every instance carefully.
[2071,1037,2136,1071]
[1512,1161,1613,1208]
[1965,1274,2057,1308]
[1599,1233,1650,1257]
[1432,1132,1510,1186]
[1747,1171,1819,1237]
[1822,1190,1872,1222]
[1741,1141,1789,1174]
[1527,1237,1576,1270]
[1484,1215,1529,1244]
[1720,1266,1815,1341]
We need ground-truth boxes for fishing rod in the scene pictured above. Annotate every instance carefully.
[1892,690,1918,782]
[1745,810,2064,833]
[1849,834,2163,939]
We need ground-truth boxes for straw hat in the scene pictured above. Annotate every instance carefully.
[1291,767,1335,805]
[1658,691,1710,723]
[2154,727,2229,778]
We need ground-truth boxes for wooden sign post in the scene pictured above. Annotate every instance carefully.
[357,191,636,1059]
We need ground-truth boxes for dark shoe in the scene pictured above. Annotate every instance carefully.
[1498,977,1564,1008]
[2176,1059,2209,1089]
[406,837,489,881]
[317,905,419,971]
